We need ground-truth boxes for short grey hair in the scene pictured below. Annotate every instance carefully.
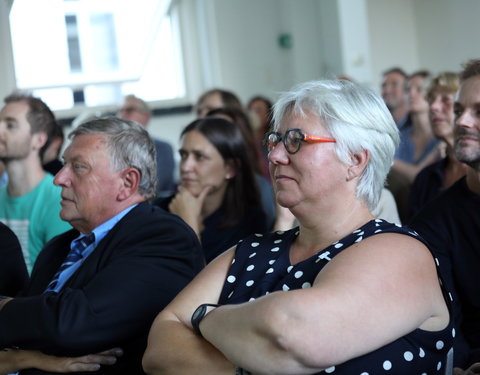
[69,117,157,199]
[272,80,399,211]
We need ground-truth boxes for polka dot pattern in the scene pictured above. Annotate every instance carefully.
[217,219,454,374]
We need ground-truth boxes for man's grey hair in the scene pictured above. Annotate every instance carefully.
[69,117,157,199]
[272,79,399,211]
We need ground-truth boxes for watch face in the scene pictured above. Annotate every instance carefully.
[192,304,207,322]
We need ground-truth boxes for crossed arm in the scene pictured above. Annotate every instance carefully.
[143,233,449,375]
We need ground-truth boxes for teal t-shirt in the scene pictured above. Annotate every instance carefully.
[0,174,71,272]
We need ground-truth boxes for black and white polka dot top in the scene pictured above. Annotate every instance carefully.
[218,219,454,374]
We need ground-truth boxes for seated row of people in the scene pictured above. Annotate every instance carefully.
[1,60,479,374]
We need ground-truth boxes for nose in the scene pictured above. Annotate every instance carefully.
[456,109,476,129]
[53,165,70,187]
[180,155,195,172]
[430,97,441,113]
[267,140,289,165]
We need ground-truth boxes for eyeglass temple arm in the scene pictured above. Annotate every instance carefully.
[304,135,336,143]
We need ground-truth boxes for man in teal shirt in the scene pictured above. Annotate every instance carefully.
[0,93,70,272]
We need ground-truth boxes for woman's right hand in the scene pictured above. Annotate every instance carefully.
[169,185,212,236]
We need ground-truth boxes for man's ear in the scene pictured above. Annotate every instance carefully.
[117,168,141,200]
[32,131,48,151]
[346,149,370,181]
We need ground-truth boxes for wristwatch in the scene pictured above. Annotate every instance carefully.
[191,303,221,337]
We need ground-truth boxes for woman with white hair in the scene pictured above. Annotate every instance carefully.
[143,80,454,374]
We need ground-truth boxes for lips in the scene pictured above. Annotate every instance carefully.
[61,195,74,203]
[181,177,197,184]
[455,130,480,143]
[274,173,295,183]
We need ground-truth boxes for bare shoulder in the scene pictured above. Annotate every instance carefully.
[315,231,440,296]
[336,231,434,268]
[312,231,448,332]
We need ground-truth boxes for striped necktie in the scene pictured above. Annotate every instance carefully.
[45,233,95,292]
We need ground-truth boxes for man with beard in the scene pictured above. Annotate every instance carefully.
[0,93,70,272]
[410,59,480,374]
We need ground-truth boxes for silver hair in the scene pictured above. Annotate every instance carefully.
[69,117,157,199]
[272,79,399,211]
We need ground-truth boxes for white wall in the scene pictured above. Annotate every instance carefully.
[414,0,480,74]
[366,0,419,92]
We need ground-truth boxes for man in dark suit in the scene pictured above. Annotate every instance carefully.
[0,117,204,374]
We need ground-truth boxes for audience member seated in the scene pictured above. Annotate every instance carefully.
[155,117,270,263]
[0,222,28,296]
[206,107,276,229]
[408,72,467,221]
[118,94,176,198]
[381,67,409,126]
[194,88,243,118]
[388,70,440,221]
[0,93,71,272]
[42,119,65,175]
[0,117,204,374]
[393,70,439,178]
[143,79,454,375]
[410,59,480,374]
[247,95,274,179]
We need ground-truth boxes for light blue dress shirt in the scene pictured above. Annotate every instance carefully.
[48,204,138,293]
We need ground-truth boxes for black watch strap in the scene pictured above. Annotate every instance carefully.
[191,303,221,337]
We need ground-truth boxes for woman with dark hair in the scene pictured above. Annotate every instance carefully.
[206,107,276,229]
[156,117,270,263]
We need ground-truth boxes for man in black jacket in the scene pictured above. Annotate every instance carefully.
[410,59,480,374]
[0,117,204,374]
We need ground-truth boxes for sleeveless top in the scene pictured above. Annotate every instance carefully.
[218,219,454,374]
